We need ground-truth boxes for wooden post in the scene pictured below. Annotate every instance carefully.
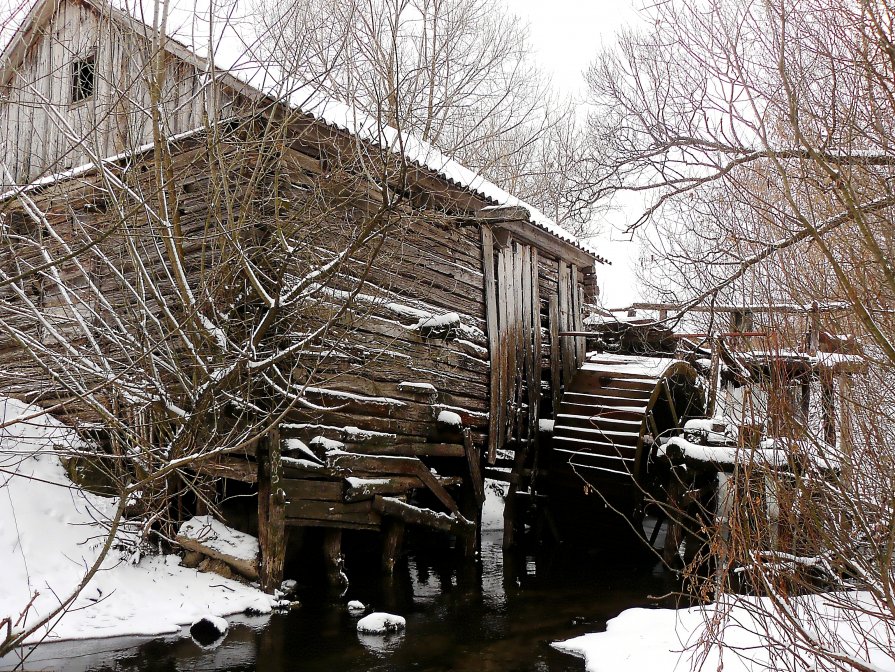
[257,439,270,577]
[713,472,733,593]
[821,372,836,446]
[663,466,686,568]
[259,426,286,593]
[707,336,721,417]
[482,226,501,465]
[382,520,405,575]
[462,428,485,558]
[323,528,345,588]
[808,301,820,355]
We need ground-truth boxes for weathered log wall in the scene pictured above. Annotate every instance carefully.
[0,0,241,187]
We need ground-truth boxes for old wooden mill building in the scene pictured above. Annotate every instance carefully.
[0,0,607,587]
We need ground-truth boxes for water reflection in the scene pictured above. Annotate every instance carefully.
[1,527,678,672]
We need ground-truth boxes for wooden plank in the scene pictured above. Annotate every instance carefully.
[342,442,466,458]
[529,248,541,468]
[521,244,533,445]
[344,474,463,502]
[286,499,374,518]
[571,264,580,371]
[481,226,501,465]
[286,517,381,531]
[497,247,510,455]
[505,246,519,446]
[281,478,344,502]
[558,261,573,386]
[549,294,562,417]
[282,462,342,480]
[256,438,270,581]
[463,428,485,506]
[345,475,424,502]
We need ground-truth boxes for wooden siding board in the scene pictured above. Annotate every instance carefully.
[481,226,501,464]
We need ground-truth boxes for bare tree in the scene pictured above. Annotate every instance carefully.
[259,0,598,233]
[582,1,895,670]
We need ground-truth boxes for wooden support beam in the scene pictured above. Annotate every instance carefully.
[661,379,680,428]
[821,372,837,446]
[329,453,462,516]
[382,520,405,575]
[372,496,475,536]
[463,428,485,506]
[260,426,286,593]
[323,528,345,588]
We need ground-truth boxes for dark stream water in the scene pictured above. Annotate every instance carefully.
[3,525,677,672]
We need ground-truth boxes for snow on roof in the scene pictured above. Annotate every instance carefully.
[0,0,603,261]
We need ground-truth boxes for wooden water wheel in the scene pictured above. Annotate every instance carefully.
[550,354,705,544]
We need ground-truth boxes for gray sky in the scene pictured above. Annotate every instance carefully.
[504,0,643,308]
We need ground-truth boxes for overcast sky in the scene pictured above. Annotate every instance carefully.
[504,0,643,308]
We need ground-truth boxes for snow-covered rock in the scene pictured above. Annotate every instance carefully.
[356,612,406,634]
[189,615,228,647]
[347,600,366,613]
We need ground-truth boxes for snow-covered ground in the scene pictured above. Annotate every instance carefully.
[0,397,275,646]
[555,591,895,672]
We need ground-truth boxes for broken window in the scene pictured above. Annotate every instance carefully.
[71,56,95,103]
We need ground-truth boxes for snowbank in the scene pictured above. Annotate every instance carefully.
[554,592,895,672]
[0,397,275,645]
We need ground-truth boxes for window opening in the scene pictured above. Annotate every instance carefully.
[71,56,95,103]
